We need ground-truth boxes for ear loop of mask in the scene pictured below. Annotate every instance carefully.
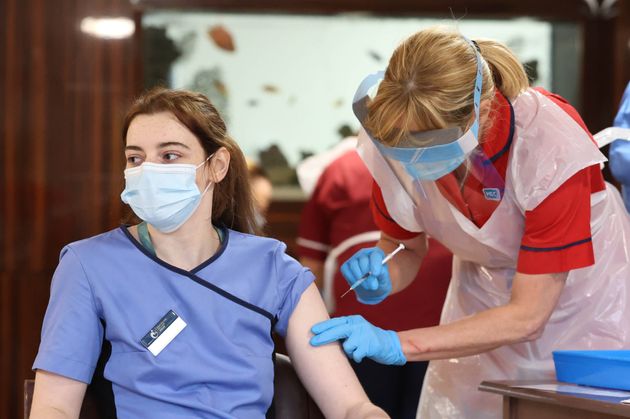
[199,153,215,196]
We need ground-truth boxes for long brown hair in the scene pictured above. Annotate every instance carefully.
[364,26,529,146]
[122,87,260,235]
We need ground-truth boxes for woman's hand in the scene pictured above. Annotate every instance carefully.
[310,315,406,365]
[341,232,428,303]
[341,248,392,304]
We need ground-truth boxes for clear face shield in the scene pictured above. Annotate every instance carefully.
[352,39,505,203]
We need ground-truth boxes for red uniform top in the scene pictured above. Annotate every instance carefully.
[297,150,452,331]
[371,89,606,275]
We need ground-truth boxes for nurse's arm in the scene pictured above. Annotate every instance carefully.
[377,232,428,294]
[398,271,568,361]
[30,370,87,419]
[285,283,388,419]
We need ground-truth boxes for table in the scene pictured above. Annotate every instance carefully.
[478,380,630,419]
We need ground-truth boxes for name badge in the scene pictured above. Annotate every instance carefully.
[141,310,187,356]
[482,188,501,201]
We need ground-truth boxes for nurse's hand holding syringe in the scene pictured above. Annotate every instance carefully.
[340,243,405,300]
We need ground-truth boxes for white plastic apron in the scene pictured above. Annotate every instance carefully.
[357,89,630,419]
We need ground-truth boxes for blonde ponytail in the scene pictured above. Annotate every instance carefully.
[474,39,529,100]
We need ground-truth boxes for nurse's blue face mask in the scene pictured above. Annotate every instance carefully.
[120,155,213,233]
[352,38,487,183]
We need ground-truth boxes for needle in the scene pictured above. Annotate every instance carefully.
[340,243,405,298]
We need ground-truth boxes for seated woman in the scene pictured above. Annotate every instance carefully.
[30,88,387,419]
[246,158,274,229]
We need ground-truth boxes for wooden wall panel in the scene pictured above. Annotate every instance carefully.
[0,1,138,418]
[614,0,630,107]
[138,0,597,20]
[582,16,617,134]
[266,200,306,258]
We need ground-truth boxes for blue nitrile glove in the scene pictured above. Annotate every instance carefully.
[610,81,630,211]
[310,315,406,365]
[340,247,392,304]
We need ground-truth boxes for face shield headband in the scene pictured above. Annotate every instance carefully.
[352,37,485,182]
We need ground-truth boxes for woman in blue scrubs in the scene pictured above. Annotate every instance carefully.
[30,88,387,419]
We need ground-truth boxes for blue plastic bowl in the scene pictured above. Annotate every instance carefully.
[553,350,630,391]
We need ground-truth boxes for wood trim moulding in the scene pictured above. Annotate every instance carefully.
[132,0,598,21]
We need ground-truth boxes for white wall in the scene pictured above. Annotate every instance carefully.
[144,12,551,165]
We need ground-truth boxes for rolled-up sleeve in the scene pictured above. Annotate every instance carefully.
[517,168,595,274]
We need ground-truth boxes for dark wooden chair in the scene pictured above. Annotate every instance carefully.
[24,353,323,419]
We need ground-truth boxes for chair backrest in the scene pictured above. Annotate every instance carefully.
[25,355,323,419]
[24,379,34,419]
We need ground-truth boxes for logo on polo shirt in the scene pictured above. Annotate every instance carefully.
[483,188,501,201]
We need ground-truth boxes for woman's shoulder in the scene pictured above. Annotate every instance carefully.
[510,87,602,152]
[512,87,584,131]
[226,229,290,256]
[61,226,129,259]
[227,229,283,245]
[508,89,605,211]
[510,88,547,129]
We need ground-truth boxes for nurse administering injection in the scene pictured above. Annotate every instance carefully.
[311,26,630,419]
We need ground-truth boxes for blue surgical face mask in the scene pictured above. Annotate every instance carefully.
[404,152,469,181]
[120,155,212,233]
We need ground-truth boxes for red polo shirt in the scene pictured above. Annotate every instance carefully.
[371,89,605,275]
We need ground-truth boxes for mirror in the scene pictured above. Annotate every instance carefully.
[142,11,580,188]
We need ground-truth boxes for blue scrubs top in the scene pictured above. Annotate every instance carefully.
[33,226,314,418]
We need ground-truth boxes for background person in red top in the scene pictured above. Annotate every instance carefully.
[309,27,630,419]
[297,140,452,419]
[246,159,273,229]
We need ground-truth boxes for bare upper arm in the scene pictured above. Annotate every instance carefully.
[285,283,386,419]
[30,370,87,419]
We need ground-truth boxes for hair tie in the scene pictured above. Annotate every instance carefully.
[471,40,481,53]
